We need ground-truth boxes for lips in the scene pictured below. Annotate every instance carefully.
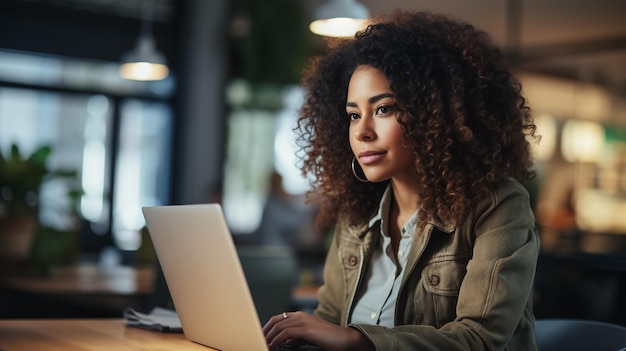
[358,150,386,165]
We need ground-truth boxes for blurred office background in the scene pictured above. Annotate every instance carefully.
[0,0,625,325]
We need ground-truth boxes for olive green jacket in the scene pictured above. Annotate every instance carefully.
[313,179,539,350]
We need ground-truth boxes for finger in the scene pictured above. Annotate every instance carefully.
[262,312,286,334]
[267,324,305,349]
[264,317,290,343]
[265,313,303,345]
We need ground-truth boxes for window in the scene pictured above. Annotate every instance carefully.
[222,81,313,235]
[0,49,174,256]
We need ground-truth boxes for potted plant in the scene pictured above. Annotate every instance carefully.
[0,143,79,263]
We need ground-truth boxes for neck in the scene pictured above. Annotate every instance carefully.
[387,179,419,258]
[390,179,419,221]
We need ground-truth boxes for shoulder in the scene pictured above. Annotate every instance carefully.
[476,178,531,213]
[494,178,531,200]
[433,178,532,230]
[463,178,535,232]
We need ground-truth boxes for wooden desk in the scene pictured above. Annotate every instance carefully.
[0,264,154,295]
[0,264,155,318]
[0,319,214,350]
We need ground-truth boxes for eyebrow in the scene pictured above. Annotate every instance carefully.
[346,92,396,108]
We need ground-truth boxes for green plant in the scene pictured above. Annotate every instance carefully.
[0,143,79,218]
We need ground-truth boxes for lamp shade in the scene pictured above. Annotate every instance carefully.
[119,34,169,81]
[310,0,369,37]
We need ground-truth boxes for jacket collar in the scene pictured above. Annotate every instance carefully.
[358,184,456,237]
[428,217,455,234]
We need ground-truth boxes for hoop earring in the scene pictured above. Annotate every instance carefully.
[351,157,368,182]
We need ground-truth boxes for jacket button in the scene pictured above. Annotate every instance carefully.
[348,256,358,266]
[429,275,440,286]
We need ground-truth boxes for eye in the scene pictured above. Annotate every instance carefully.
[376,105,396,115]
[348,112,360,121]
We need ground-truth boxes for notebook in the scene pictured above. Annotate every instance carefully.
[142,203,283,350]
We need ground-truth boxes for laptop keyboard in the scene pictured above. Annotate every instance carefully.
[271,343,321,351]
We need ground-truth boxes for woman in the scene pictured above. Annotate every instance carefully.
[264,10,539,351]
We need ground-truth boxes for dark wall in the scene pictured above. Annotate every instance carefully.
[0,0,176,66]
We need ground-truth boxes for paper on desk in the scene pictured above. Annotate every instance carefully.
[124,307,183,332]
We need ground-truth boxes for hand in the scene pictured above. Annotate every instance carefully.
[262,311,374,351]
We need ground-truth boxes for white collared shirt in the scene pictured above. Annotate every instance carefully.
[349,186,418,327]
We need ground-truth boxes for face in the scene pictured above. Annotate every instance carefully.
[347,65,417,183]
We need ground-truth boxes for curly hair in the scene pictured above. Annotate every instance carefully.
[296,10,537,231]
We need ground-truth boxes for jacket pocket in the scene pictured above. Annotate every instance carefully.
[338,241,362,301]
[422,258,467,295]
[339,242,361,270]
[421,257,468,326]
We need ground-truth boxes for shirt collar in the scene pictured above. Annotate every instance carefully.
[367,184,421,237]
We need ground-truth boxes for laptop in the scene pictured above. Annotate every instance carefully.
[142,203,313,351]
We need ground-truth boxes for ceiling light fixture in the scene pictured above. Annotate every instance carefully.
[119,1,169,81]
[310,0,370,38]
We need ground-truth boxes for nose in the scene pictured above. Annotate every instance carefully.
[353,117,375,142]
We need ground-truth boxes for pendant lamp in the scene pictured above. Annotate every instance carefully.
[119,1,169,81]
[310,0,370,38]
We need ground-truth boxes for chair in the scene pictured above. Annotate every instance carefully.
[237,245,299,324]
[535,318,626,351]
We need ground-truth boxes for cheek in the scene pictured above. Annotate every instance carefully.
[391,123,405,139]
[388,123,415,162]
[387,122,407,145]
